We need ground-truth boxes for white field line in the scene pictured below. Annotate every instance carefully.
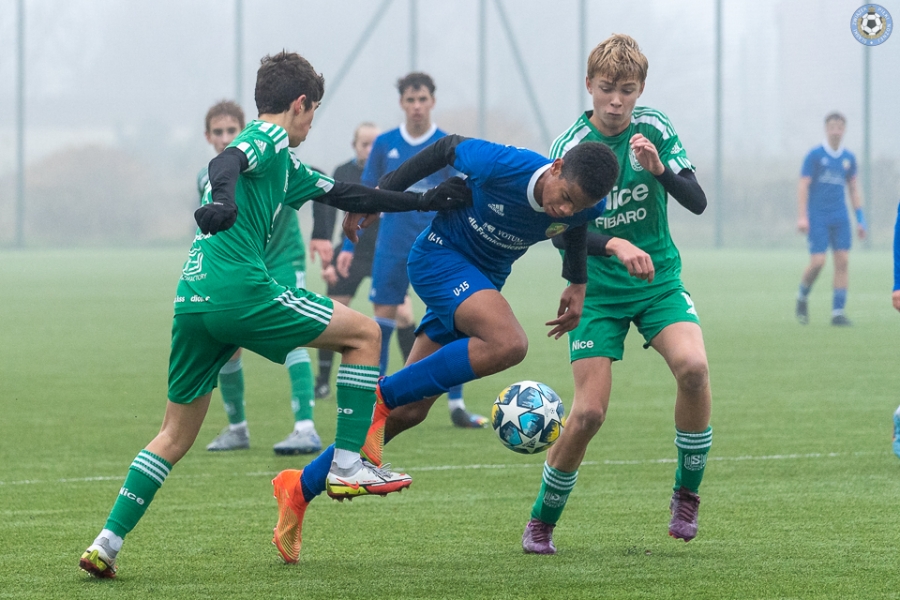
[0,451,869,487]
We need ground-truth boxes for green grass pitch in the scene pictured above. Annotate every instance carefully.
[1,244,899,599]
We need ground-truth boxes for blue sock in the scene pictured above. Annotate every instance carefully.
[798,283,811,300]
[833,288,847,312]
[448,385,463,401]
[374,317,396,376]
[299,444,334,502]
[380,338,476,408]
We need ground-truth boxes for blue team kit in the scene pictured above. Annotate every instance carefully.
[411,139,606,344]
[361,124,458,304]
[801,143,857,253]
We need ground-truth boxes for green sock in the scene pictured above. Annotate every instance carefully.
[674,426,712,493]
[286,349,315,422]
[333,364,379,452]
[530,462,578,525]
[104,450,172,539]
[218,358,245,425]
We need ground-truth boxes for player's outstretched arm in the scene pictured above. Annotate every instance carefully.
[377,134,469,191]
[194,147,248,234]
[551,231,654,282]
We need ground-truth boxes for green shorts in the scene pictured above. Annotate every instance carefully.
[568,284,700,362]
[168,286,332,403]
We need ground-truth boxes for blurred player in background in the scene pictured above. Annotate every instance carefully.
[795,112,867,326]
[522,34,712,554]
[356,72,485,429]
[310,122,382,400]
[199,100,323,456]
[892,201,900,459]
[78,51,476,577]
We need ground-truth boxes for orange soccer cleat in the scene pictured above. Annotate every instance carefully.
[272,469,310,564]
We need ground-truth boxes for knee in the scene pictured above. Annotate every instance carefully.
[674,358,709,394]
[495,333,528,370]
[568,404,606,435]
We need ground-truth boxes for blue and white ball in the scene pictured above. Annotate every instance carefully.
[491,381,565,454]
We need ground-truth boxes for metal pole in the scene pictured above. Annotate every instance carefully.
[714,0,723,248]
[321,0,393,112]
[409,0,417,72]
[578,0,587,113]
[478,0,486,138]
[235,0,243,105]
[862,46,872,248]
[15,0,25,248]
[494,0,552,149]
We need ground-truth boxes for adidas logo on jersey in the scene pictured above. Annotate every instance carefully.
[670,142,683,154]
[488,203,504,216]
[387,148,400,159]
[255,140,268,154]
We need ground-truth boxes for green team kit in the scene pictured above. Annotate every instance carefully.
[170,120,334,403]
[550,107,701,361]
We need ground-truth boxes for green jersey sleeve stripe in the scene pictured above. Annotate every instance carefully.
[633,114,672,140]
[235,141,259,171]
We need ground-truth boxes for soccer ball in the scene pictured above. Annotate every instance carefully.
[491,381,565,454]
[859,12,884,37]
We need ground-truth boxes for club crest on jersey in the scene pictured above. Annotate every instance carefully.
[628,148,644,172]
[545,223,569,238]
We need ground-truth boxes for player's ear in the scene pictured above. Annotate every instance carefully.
[550,158,564,176]
[292,95,308,114]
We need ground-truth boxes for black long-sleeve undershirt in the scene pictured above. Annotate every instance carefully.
[207,147,248,208]
[208,148,467,215]
[377,134,469,191]
[656,166,706,214]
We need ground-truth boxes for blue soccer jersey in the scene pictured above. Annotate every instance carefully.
[801,143,857,217]
[362,124,457,255]
[421,138,606,288]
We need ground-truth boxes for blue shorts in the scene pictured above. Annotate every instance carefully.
[808,213,851,254]
[408,241,498,346]
[369,250,410,305]
[368,212,434,306]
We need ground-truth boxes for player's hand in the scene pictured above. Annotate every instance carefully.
[309,239,334,268]
[892,290,900,312]
[420,176,473,211]
[342,212,379,243]
[194,201,237,235]
[546,283,586,339]
[857,223,867,241]
[321,264,338,286]
[630,134,664,176]
[797,216,809,234]
[336,250,354,279]
[607,237,654,282]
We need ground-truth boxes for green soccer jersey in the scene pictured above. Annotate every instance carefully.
[176,120,334,314]
[197,163,306,279]
[550,107,694,302]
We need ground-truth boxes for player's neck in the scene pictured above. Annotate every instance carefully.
[259,112,290,131]
[405,120,431,138]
